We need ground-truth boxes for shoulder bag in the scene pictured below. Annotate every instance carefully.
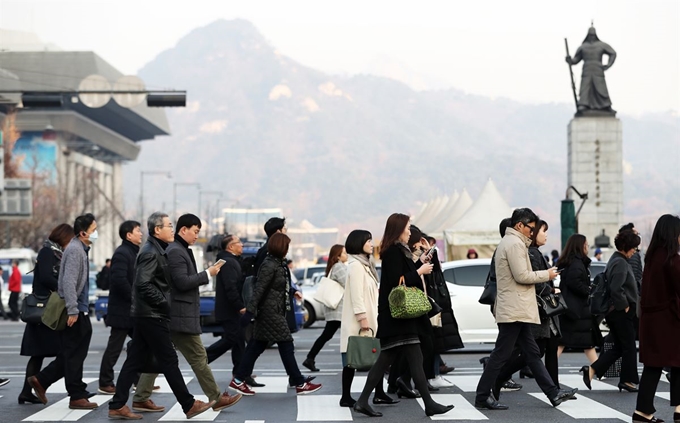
[478,271,496,305]
[20,292,51,324]
[537,292,568,317]
[313,276,344,309]
[41,291,68,331]
[388,276,431,319]
[346,328,381,370]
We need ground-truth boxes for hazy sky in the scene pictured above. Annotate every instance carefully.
[1,0,678,116]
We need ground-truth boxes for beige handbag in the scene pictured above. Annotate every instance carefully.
[429,313,442,327]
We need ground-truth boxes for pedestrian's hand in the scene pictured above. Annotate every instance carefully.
[548,267,559,279]
[554,288,561,294]
[67,314,78,327]
[239,308,247,315]
[359,319,369,330]
[565,55,572,64]
[625,306,630,313]
[294,291,303,300]
[240,311,254,327]
[417,263,434,276]
[208,265,220,276]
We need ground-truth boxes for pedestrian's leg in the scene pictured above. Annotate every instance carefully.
[307,321,340,361]
[132,373,158,403]
[205,321,232,364]
[231,324,246,374]
[670,367,679,412]
[109,323,148,411]
[99,327,128,388]
[618,311,640,385]
[21,356,44,397]
[545,334,560,387]
[356,349,398,406]
[475,323,522,403]
[404,344,450,413]
[419,334,436,380]
[516,324,559,399]
[634,366,662,416]
[277,341,305,387]
[63,315,92,400]
[9,292,19,320]
[171,332,222,403]
[340,365,356,405]
[233,339,267,382]
[591,311,625,379]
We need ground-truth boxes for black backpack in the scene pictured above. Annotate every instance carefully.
[589,271,612,316]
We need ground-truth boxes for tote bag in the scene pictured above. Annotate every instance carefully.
[313,276,344,309]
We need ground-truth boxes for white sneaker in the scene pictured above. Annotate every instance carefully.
[428,375,454,388]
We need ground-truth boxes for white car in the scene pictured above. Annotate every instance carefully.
[441,259,497,344]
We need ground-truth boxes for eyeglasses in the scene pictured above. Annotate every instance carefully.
[523,223,536,233]
[156,224,174,229]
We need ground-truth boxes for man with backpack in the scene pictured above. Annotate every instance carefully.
[96,259,111,290]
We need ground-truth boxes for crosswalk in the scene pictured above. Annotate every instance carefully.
[9,374,673,422]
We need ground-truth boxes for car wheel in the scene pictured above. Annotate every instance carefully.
[303,301,316,328]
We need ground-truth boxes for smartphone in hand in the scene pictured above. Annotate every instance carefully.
[214,259,226,267]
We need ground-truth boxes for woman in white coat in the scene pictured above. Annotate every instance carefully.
[339,230,398,407]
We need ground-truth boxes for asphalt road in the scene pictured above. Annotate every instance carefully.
[0,318,672,423]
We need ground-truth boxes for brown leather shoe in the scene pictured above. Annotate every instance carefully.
[98,385,116,395]
[69,398,98,410]
[132,399,165,412]
[185,399,216,419]
[27,376,47,404]
[213,392,242,411]
[108,405,143,420]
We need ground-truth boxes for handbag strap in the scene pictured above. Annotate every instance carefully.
[398,276,405,286]
[358,328,375,337]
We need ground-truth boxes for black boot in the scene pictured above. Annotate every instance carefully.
[339,366,356,407]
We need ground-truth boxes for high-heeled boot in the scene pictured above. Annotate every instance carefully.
[339,366,356,407]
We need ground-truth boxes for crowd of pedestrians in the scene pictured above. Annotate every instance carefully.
[1,208,678,423]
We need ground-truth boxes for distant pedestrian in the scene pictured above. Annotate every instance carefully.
[303,244,348,372]
[550,250,560,267]
[206,235,247,372]
[474,208,575,411]
[96,259,111,290]
[557,234,602,364]
[467,248,478,259]
[594,248,603,262]
[28,213,99,410]
[633,214,680,423]
[620,223,644,291]
[230,233,322,396]
[108,212,215,420]
[18,224,73,405]
[9,260,22,321]
[580,229,640,393]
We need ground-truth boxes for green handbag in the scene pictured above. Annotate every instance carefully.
[41,291,68,331]
[388,276,432,319]
[346,329,381,371]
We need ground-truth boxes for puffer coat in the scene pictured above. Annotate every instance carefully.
[248,256,293,343]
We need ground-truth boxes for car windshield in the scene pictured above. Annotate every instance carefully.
[443,264,489,287]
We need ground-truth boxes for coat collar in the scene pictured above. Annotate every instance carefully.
[506,227,531,247]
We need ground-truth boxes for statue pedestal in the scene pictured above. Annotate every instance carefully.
[567,117,623,245]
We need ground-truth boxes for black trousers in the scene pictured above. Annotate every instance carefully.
[0,289,7,319]
[36,313,92,400]
[308,320,341,360]
[9,291,20,320]
[636,366,679,414]
[234,339,305,387]
[205,318,245,372]
[99,327,133,387]
[591,308,639,384]
[109,317,194,413]
[475,322,559,403]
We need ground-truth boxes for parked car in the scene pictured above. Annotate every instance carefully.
[292,265,327,286]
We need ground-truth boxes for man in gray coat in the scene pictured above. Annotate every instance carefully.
[28,213,99,409]
[474,208,576,411]
[134,213,241,412]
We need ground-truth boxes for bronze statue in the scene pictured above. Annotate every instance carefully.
[566,25,617,116]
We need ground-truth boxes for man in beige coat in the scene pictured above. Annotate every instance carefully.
[474,208,578,410]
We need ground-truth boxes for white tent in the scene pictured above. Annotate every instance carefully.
[430,189,473,234]
[413,195,448,231]
[421,191,459,234]
[444,179,513,260]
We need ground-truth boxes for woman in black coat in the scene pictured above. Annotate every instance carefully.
[18,224,73,404]
[231,233,321,395]
[557,234,602,364]
[353,213,453,418]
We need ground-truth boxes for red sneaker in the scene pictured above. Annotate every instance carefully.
[296,382,322,395]
[229,379,255,396]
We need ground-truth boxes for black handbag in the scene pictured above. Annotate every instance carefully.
[427,296,443,318]
[20,293,51,324]
[478,272,496,305]
[537,293,568,317]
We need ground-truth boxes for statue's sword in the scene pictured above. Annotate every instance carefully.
[564,38,579,111]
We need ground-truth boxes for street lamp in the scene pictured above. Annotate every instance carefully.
[140,171,171,222]
[173,182,201,221]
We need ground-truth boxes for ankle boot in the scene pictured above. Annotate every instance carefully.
[340,366,356,407]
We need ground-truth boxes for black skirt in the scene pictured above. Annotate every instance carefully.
[20,322,62,357]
